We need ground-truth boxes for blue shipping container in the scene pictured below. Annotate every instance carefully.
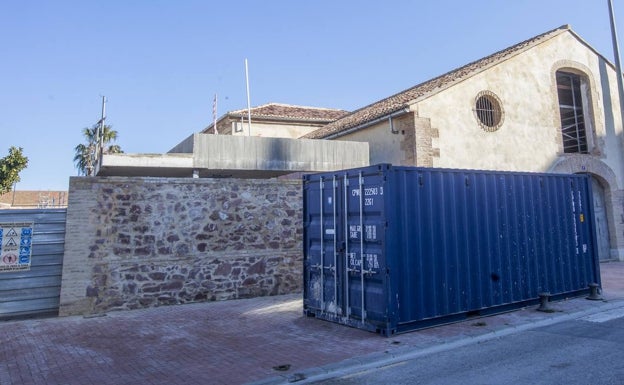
[303,164,601,335]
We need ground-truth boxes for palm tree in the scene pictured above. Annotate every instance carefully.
[73,124,123,176]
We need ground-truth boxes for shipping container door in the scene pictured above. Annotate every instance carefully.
[570,176,601,288]
[303,175,345,316]
[342,169,388,329]
[304,166,390,332]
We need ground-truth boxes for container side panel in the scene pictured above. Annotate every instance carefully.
[304,165,600,335]
[390,167,599,331]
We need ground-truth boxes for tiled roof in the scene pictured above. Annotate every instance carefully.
[228,103,349,122]
[304,25,572,139]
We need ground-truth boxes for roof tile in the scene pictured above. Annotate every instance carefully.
[229,103,349,122]
[304,25,571,139]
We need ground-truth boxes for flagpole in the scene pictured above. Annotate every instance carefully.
[213,93,218,135]
[245,58,252,136]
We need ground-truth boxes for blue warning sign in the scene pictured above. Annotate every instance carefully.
[1,222,33,272]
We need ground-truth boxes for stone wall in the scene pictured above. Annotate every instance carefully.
[60,176,302,316]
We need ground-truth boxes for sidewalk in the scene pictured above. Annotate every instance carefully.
[1,262,623,385]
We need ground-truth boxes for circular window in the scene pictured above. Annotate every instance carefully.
[474,91,504,132]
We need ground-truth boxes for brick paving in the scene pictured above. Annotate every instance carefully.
[1,262,623,385]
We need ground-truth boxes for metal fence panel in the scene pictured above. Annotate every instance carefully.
[0,209,66,319]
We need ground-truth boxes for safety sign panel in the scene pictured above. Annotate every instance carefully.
[0,222,34,272]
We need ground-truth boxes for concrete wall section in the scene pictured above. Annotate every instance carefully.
[99,134,369,178]
[230,120,322,139]
[168,134,195,154]
[192,134,369,172]
[97,153,194,177]
[60,176,303,316]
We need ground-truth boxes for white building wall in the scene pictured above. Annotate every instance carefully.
[336,122,405,165]
[327,31,624,260]
[415,32,623,186]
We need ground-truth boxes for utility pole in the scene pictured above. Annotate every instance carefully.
[609,0,624,127]
[608,0,624,182]
[99,96,106,153]
[91,96,106,176]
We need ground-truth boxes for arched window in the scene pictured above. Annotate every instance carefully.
[556,71,588,153]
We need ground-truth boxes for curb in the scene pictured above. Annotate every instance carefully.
[249,299,624,385]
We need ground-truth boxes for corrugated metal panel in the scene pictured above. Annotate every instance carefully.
[0,209,66,319]
[303,164,600,335]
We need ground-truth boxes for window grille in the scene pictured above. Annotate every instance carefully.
[556,71,588,154]
[474,91,503,131]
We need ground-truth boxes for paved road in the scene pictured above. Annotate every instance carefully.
[1,262,623,385]
[315,308,624,385]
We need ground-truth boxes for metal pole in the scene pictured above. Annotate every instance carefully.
[332,176,338,315]
[245,59,252,136]
[608,0,624,148]
[359,172,365,324]
[344,174,350,318]
[99,96,106,151]
[213,93,218,135]
[319,178,325,311]
[11,182,17,207]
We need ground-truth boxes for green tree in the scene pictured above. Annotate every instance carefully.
[0,146,29,195]
[73,124,123,176]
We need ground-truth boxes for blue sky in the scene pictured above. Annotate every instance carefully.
[1,0,621,191]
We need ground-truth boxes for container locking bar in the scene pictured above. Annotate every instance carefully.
[332,176,338,315]
[359,172,366,322]
[319,178,325,311]
[343,174,351,318]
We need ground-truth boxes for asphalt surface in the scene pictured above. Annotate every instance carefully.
[1,262,623,385]
[314,307,624,385]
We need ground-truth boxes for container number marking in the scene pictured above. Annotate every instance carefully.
[349,225,378,240]
[351,186,383,197]
[348,252,380,270]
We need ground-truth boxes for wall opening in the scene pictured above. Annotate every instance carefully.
[556,71,589,154]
